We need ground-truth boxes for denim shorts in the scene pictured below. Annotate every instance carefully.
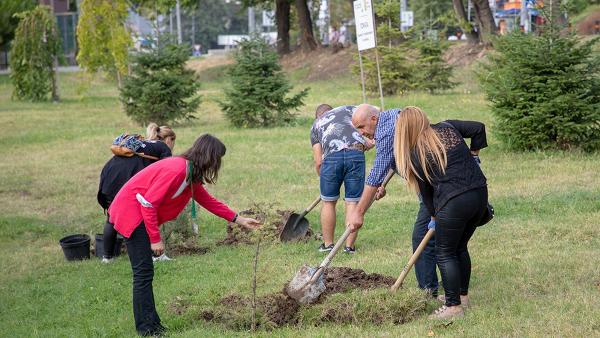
[320,149,365,202]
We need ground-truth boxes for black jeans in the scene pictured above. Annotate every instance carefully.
[103,214,117,259]
[436,187,487,306]
[126,223,164,336]
[413,201,439,296]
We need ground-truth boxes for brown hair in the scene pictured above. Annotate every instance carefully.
[146,123,176,141]
[181,134,226,184]
[315,104,333,118]
[393,106,447,192]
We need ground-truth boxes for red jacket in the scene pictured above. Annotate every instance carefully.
[108,157,236,243]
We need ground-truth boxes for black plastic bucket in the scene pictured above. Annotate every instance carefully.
[94,234,123,258]
[59,234,91,261]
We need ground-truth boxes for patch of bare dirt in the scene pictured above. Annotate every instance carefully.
[219,205,313,246]
[186,55,233,73]
[576,9,600,35]
[321,266,396,297]
[443,42,489,67]
[195,267,399,330]
[168,245,209,256]
[280,46,355,81]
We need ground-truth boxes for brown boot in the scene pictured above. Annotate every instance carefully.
[437,294,470,308]
[429,305,465,320]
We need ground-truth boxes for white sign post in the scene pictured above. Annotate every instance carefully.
[353,0,384,109]
[400,11,414,30]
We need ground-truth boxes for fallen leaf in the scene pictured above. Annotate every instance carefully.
[427,329,435,336]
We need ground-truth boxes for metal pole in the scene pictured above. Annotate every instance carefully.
[374,47,384,111]
[191,11,195,45]
[400,0,407,32]
[248,7,255,34]
[372,3,385,111]
[358,50,367,103]
[176,0,182,44]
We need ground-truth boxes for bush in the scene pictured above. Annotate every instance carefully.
[414,39,457,94]
[9,5,61,101]
[477,26,600,151]
[219,37,308,128]
[120,42,201,126]
[355,46,416,96]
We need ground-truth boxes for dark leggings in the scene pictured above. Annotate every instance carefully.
[126,223,164,336]
[435,187,487,307]
[102,214,118,259]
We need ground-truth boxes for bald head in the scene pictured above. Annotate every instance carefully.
[352,104,380,139]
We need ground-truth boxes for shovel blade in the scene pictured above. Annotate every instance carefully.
[280,213,309,242]
[285,265,326,305]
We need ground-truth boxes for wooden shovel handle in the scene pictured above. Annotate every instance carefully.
[382,169,394,187]
[390,229,435,292]
[309,226,352,284]
[304,196,322,214]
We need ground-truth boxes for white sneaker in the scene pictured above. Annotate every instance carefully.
[152,253,173,262]
[101,257,114,264]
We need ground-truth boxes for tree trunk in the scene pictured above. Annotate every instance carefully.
[294,0,318,51]
[452,0,480,44]
[548,0,567,27]
[472,0,497,45]
[276,0,290,54]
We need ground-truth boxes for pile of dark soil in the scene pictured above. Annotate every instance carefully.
[219,204,313,245]
[191,267,428,331]
[168,245,209,256]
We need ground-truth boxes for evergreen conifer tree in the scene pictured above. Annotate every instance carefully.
[220,37,308,128]
[478,25,600,151]
[120,42,201,125]
[415,39,456,94]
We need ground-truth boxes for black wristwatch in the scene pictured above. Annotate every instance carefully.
[232,213,238,223]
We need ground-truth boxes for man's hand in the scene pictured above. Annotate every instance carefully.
[363,138,375,151]
[315,163,321,176]
[151,241,165,256]
[236,216,262,230]
[375,186,386,200]
[347,210,364,233]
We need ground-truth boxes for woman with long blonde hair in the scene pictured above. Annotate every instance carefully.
[394,106,489,320]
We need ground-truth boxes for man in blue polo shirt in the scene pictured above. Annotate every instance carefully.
[310,104,373,254]
[347,103,439,296]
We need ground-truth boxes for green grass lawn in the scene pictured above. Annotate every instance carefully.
[0,66,599,337]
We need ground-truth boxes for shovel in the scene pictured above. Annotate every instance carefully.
[280,196,321,242]
[285,226,352,304]
[390,228,435,292]
[286,169,396,304]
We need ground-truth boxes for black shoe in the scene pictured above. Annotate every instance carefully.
[343,246,356,254]
[318,243,334,252]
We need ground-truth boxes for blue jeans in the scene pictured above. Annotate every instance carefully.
[413,201,439,296]
[320,149,365,202]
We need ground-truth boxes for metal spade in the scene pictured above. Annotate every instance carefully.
[280,196,321,242]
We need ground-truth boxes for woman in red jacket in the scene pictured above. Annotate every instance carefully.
[109,134,260,336]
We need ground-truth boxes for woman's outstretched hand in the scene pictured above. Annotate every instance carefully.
[236,216,262,230]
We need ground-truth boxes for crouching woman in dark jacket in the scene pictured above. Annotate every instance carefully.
[97,124,176,262]
[393,106,489,320]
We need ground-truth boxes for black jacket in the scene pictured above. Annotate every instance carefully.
[97,140,172,211]
[413,120,488,216]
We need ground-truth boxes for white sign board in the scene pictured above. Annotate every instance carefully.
[353,0,376,51]
[401,11,414,27]
[262,10,275,27]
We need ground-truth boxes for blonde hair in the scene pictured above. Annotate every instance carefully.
[393,106,447,192]
[146,123,176,141]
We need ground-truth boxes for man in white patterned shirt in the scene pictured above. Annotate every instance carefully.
[310,104,373,254]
